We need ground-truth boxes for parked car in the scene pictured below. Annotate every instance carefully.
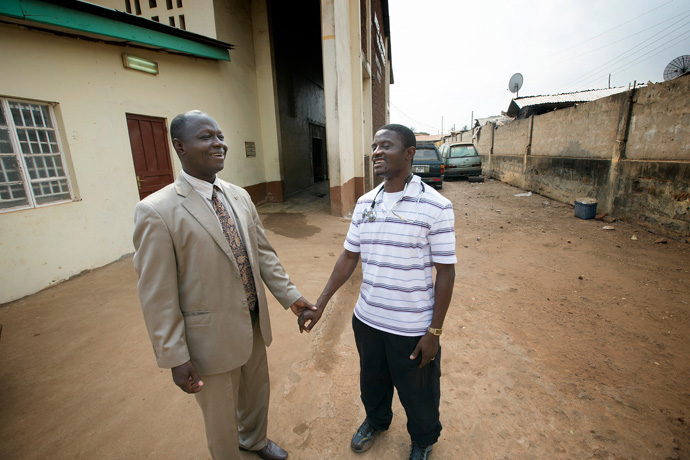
[439,142,482,179]
[413,143,444,189]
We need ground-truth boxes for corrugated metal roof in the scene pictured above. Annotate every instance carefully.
[511,86,637,108]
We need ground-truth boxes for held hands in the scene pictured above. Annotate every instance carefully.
[289,296,317,316]
[171,360,204,393]
[298,298,326,333]
[409,333,440,368]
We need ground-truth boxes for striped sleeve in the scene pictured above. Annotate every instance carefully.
[429,202,457,264]
[344,204,363,253]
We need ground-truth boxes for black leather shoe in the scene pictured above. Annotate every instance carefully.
[408,441,433,460]
[240,439,288,460]
[350,419,385,453]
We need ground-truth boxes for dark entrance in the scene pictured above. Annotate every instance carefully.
[310,123,327,182]
[269,0,326,195]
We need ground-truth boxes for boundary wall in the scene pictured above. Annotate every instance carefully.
[471,76,690,238]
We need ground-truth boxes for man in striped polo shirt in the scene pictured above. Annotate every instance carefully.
[299,124,456,460]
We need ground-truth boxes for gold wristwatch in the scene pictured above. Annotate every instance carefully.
[427,326,443,336]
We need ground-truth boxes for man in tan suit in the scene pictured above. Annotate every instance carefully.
[133,110,314,460]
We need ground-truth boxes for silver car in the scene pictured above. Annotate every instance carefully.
[439,142,482,179]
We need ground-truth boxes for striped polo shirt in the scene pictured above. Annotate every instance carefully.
[344,175,457,336]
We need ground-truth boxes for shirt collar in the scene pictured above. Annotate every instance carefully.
[376,174,423,201]
[181,170,222,202]
[404,175,423,198]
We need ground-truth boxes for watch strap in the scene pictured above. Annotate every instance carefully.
[427,326,443,336]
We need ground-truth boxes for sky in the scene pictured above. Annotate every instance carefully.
[387,0,690,134]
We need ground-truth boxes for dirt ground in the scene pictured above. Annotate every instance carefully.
[1,178,689,460]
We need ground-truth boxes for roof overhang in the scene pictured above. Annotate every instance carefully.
[0,0,234,61]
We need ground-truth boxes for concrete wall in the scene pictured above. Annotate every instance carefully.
[478,76,690,239]
[531,93,623,159]
[626,76,690,161]
[321,0,358,215]
[493,118,530,156]
[0,1,271,303]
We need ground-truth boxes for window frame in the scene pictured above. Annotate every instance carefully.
[0,97,75,213]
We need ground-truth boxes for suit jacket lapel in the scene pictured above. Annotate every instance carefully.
[177,177,241,274]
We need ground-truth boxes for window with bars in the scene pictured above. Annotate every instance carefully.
[0,98,73,212]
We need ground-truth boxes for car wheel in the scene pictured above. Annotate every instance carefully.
[436,182,443,190]
[468,176,485,183]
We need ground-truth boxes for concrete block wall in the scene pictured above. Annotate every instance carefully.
[626,77,690,161]
[531,93,624,159]
[492,117,530,156]
[477,75,690,238]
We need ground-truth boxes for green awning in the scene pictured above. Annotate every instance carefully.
[0,0,233,61]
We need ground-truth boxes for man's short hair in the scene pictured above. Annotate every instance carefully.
[378,123,416,149]
[170,110,205,142]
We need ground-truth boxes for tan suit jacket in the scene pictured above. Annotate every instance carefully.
[133,175,301,376]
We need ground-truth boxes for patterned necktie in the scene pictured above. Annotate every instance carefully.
[211,186,257,310]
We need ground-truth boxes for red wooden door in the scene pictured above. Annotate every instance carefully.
[127,113,174,200]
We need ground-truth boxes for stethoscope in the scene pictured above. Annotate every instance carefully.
[362,174,425,222]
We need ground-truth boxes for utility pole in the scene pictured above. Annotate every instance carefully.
[441,116,443,136]
[470,111,473,131]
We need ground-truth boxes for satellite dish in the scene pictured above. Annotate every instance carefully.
[663,55,690,81]
[508,73,524,97]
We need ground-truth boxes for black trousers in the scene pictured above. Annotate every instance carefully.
[352,314,442,446]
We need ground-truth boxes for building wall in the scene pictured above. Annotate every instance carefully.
[321,0,357,215]
[478,76,690,238]
[370,0,386,134]
[95,0,217,36]
[0,11,268,303]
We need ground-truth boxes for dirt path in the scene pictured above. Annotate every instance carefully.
[1,179,688,460]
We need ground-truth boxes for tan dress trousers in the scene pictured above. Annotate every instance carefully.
[194,316,270,460]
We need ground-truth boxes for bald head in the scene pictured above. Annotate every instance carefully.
[170,110,209,142]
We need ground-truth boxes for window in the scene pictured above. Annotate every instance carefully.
[169,16,175,27]
[178,14,186,30]
[166,0,173,9]
[449,145,478,158]
[177,0,183,7]
[124,0,132,14]
[148,0,157,7]
[413,147,440,161]
[0,99,73,211]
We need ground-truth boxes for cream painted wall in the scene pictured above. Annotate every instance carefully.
[0,16,266,303]
[349,0,365,183]
[250,0,282,184]
[93,0,217,38]
[321,0,357,189]
[210,0,269,187]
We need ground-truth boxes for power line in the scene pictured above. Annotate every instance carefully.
[560,16,690,91]
[537,0,678,62]
[390,103,441,132]
[572,31,690,89]
[551,9,690,67]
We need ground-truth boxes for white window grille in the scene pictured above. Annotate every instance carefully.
[0,98,73,212]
